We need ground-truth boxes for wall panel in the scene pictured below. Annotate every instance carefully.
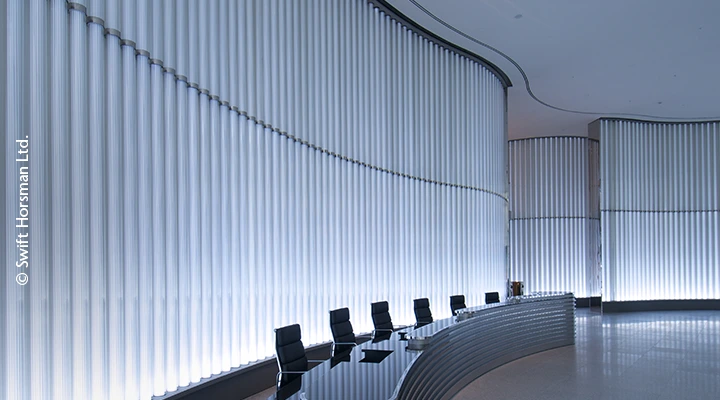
[600,119,719,302]
[509,138,601,297]
[0,0,6,395]
[2,1,508,399]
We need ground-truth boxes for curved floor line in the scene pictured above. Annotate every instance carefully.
[408,0,720,121]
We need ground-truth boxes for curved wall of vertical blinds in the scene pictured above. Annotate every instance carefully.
[2,1,508,400]
[600,119,719,302]
[509,138,601,298]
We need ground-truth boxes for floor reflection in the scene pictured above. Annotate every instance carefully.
[453,309,720,400]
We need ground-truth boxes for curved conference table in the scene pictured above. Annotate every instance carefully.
[272,292,575,400]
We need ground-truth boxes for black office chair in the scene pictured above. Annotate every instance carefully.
[413,298,433,327]
[450,295,467,316]
[485,292,500,304]
[371,301,394,336]
[274,324,323,389]
[329,307,357,355]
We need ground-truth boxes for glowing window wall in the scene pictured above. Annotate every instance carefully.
[600,119,719,301]
[2,1,508,399]
[509,137,601,298]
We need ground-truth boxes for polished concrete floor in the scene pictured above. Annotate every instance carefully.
[453,308,720,400]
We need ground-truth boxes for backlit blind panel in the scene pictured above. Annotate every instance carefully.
[65,0,508,194]
[2,1,508,399]
[509,138,601,297]
[600,119,719,302]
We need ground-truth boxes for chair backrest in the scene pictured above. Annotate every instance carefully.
[371,301,393,332]
[413,298,433,326]
[485,292,500,304]
[450,295,467,316]
[275,324,308,386]
[329,307,356,345]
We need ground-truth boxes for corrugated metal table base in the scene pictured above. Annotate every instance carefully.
[396,294,575,399]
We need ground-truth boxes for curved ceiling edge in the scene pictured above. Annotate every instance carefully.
[370,0,512,88]
[406,0,720,122]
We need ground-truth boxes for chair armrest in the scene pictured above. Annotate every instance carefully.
[393,324,413,330]
[331,342,357,356]
[276,358,328,389]
[277,371,306,376]
[276,370,307,390]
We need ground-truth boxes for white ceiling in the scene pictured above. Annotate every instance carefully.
[386,0,720,139]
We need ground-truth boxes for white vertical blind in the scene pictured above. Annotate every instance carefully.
[509,138,601,297]
[2,1,508,399]
[600,119,719,302]
[0,0,6,395]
